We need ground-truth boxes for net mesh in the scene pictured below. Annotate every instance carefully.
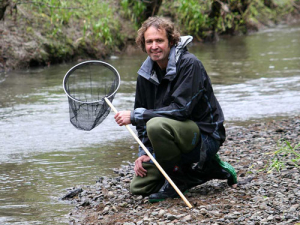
[63,61,120,131]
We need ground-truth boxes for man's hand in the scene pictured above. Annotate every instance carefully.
[134,155,151,177]
[114,111,131,126]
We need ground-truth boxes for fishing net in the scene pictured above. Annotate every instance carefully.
[63,60,120,131]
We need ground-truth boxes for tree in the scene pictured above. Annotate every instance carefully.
[0,0,17,21]
[0,0,10,20]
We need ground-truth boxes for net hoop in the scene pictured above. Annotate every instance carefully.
[62,60,120,104]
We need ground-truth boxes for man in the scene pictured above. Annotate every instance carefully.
[114,16,237,203]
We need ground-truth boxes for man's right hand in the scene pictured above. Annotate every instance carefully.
[134,155,151,177]
[114,111,131,126]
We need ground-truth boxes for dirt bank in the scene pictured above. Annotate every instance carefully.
[0,2,136,72]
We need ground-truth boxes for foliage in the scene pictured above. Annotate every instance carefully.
[11,0,300,46]
[163,0,299,40]
[16,0,119,47]
[176,0,211,37]
[82,1,119,46]
[120,0,147,29]
[167,0,247,38]
[244,0,294,25]
[263,140,300,173]
[3,0,300,67]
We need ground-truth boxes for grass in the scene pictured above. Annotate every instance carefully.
[18,0,119,47]
[264,139,300,173]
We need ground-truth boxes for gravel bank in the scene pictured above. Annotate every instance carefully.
[63,117,300,225]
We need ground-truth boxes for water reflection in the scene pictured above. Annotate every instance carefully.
[0,142,137,224]
[0,24,300,224]
[191,24,300,85]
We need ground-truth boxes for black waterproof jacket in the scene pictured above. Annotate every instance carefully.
[130,36,226,157]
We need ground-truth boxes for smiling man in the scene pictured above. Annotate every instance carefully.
[114,16,237,203]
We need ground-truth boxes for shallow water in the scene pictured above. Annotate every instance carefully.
[0,23,300,224]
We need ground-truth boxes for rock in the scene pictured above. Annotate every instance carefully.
[107,191,114,197]
[165,213,177,221]
[80,199,90,207]
[158,209,166,217]
[61,188,83,200]
[181,214,192,222]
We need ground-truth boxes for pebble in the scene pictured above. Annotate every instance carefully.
[64,117,300,224]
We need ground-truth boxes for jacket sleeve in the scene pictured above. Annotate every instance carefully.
[131,56,206,126]
[131,77,154,157]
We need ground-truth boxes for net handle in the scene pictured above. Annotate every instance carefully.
[104,97,193,209]
[62,60,121,104]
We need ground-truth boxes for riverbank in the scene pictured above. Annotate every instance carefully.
[1,1,300,72]
[63,116,300,225]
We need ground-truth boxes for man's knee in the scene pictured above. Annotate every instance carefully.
[130,162,164,196]
[146,117,166,138]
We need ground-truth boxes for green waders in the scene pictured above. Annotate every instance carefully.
[130,117,200,196]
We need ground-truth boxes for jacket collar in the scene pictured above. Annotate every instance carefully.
[137,36,193,85]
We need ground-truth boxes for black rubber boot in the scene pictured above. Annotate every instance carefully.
[148,179,187,203]
[148,166,187,203]
[148,165,207,203]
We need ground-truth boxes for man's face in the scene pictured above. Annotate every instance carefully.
[144,26,172,70]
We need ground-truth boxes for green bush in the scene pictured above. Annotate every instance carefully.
[176,0,211,36]
[163,0,298,39]
[121,0,147,29]
[20,0,120,47]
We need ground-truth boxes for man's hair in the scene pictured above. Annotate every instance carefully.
[136,16,180,52]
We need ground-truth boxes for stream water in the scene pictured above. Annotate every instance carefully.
[0,24,300,224]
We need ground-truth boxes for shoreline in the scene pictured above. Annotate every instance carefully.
[64,116,300,225]
[1,1,300,72]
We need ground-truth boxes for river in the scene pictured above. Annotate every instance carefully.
[0,24,300,224]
